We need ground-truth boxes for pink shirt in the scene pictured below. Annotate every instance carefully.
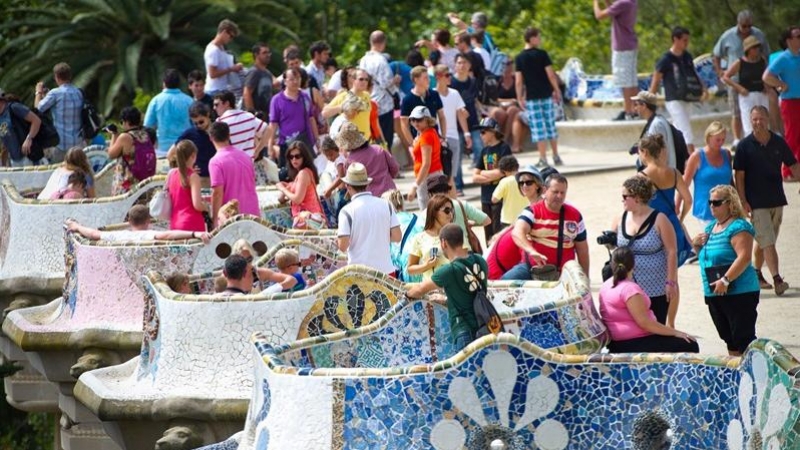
[209,145,260,217]
[598,278,655,341]
[167,168,206,232]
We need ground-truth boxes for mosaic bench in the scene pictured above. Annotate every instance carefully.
[74,261,605,449]
[0,219,339,448]
[213,332,799,450]
[0,144,111,195]
[556,54,731,151]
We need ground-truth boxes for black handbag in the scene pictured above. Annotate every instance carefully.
[704,264,732,284]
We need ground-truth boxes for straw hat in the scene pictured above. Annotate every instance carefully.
[630,91,658,107]
[333,121,368,152]
[743,35,761,53]
[341,162,372,186]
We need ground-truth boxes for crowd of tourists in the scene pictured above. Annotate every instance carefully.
[3,8,800,358]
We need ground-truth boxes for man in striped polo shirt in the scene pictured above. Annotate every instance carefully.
[212,90,267,157]
[507,172,590,279]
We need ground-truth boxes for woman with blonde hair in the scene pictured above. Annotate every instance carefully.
[682,121,733,227]
[692,185,760,356]
[637,134,694,267]
[407,194,453,280]
[167,140,207,232]
[38,146,96,199]
[611,176,679,327]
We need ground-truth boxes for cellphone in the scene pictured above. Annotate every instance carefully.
[430,247,439,259]
[103,124,118,133]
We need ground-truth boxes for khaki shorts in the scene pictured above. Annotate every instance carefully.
[751,207,783,248]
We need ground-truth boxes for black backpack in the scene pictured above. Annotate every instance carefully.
[78,88,103,139]
[9,103,60,162]
[479,74,499,106]
[669,122,690,174]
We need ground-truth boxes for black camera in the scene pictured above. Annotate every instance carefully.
[628,145,639,155]
[597,230,618,246]
[103,124,118,134]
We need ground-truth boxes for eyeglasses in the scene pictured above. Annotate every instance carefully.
[440,207,454,215]
[708,199,728,207]
[518,180,537,187]
[287,153,303,161]
[622,194,634,200]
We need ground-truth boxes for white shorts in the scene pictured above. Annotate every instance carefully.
[665,100,695,146]
[612,50,638,88]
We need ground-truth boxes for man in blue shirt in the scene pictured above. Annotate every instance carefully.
[763,25,800,181]
[144,69,194,157]
[34,62,84,163]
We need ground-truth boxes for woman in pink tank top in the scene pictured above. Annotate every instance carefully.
[275,141,326,229]
[167,141,208,232]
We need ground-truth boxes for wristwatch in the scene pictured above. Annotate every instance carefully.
[721,276,731,287]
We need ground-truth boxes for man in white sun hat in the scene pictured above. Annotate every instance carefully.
[337,162,402,275]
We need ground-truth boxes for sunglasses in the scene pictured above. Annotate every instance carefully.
[622,194,634,200]
[518,180,537,187]
[287,153,303,161]
[708,199,728,207]
[441,207,454,215]
[439,73,452,78]
[356,77,369,81]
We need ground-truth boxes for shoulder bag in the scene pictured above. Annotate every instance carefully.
[149,169,172,220]
[455,199,483,254]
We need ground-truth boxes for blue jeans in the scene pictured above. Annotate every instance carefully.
[500,262,533,281]
[453,330,473,352]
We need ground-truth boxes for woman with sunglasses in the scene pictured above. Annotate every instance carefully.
[275,141,326,229]
[323,69,374,139]
[610,176,678,327]
[407,194,454,280]
[692,185,760,356]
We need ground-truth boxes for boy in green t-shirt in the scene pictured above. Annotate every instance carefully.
[407,223,488,350]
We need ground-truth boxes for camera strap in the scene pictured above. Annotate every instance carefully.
[556,206,565,269]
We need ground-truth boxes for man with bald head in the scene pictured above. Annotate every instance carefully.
[360,30,399,148]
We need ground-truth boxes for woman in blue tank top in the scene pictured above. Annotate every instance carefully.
[682,121,733,226]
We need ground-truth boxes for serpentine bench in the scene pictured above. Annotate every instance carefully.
[75,261,606,449]
[208,333,799,450]
[0,219,338,449]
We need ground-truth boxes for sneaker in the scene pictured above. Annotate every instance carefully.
[774,276,789,296]
[536,158,549,169]
[553,155,564,166]
[757,270,773,290]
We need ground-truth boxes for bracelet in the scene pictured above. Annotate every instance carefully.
[665,280,677,288]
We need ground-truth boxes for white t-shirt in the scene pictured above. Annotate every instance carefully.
[326,69,343,93]
[204,43,234,93]
[474,47,491,69]
[99,230,159,242]
[439,88,466,140]
[337,192,400,273]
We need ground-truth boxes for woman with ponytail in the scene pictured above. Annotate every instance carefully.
[599,246,699,353]
[167,140,208,232]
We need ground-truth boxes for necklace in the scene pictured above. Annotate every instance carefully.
[716,215,733,229]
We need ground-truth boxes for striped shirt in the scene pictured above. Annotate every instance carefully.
[37,83,84,150]
[517,200,587,270]
[217,109,267,156]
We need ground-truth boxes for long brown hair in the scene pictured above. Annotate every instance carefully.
[424,194,452,231]
[63,147,94,184]
[285,141,319,184]
[174,140,198,188]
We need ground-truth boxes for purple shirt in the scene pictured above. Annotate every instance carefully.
[208,145,260,216]
[346,144,400,197]
[608,0,638,51]
[268,90,313,145]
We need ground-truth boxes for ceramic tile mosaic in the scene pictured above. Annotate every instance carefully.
[2,218,333,353]
[231,332,800,450]
[0,177,165,285]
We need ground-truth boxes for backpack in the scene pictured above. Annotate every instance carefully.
[668,122,690,174]
[78,89,103,139]
[479,74,500,105]
[125,133,157,181]
[9,103,59,162]
[451,259,505,338]
[489,50,509,77]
